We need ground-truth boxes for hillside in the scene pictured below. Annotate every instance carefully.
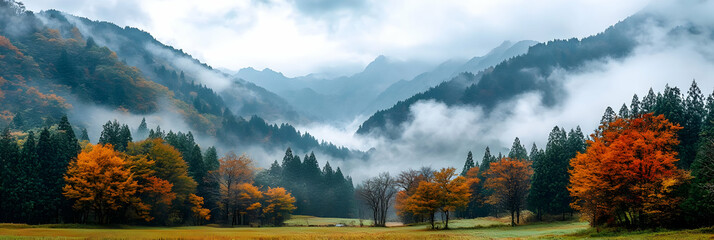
[0,1,358,159]
[363,40,538,116]
[356,14,648,137]
[39,10,300,122]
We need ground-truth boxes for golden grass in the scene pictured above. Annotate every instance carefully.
[0,218,710,240]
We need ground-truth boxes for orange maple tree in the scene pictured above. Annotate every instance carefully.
[569,113,690,228]
[63,144,141,224]
[399,168,471,229]
[262,187,296,226]
[484,157,532,226]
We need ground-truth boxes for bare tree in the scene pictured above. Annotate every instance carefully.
[356,172,397,227]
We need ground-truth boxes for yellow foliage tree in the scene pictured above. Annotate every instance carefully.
[63,144,141,224]
[189,193,211,225]
[262,187,296,226]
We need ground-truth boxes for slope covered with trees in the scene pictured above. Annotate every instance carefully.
[0,0,358,159]
[357,13,649,137]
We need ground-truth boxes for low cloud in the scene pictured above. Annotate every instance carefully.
[298,5,714,183]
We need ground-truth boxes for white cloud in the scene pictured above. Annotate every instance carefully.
[22,0,650,77]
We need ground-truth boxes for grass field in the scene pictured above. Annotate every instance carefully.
[0,217,711,239]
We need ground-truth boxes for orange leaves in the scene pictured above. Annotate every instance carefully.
[569,113,689,227]
[398,168,471,229]
[483,158,532,226]
[63,144,139,223]
[189,193,211,224]
[0,35,24,57]
[262,187,296,225]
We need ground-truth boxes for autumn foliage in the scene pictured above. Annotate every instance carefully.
[483,158,532,226]
[398,168,471,229]
[63,144,141,224]
[569,113,690,228]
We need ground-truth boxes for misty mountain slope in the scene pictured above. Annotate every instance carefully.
[38,9,300,122]
[235,56,435,122]
[0,2,169,128]
[0,1,361,159]
[363,40,538,116]
[356,14,651,137]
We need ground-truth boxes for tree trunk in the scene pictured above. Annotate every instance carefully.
[516,208,520,224]
[511,210,515,226]
[444,210,450,229]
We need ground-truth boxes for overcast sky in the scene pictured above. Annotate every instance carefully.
[24,0,651,77]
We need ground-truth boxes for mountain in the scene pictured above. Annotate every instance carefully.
[39,10,300,123]
[363,40,538,116]
[235,56,435,122]
[356,14,650,137]
[0,1,358,159]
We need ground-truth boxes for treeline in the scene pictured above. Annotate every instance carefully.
[255,148,355,218]
[0,116,355,225]
[356,80,714,230]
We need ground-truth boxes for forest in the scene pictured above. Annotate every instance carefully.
[2,81,713,232]
[355,80,714,230]
[0,116,354,226]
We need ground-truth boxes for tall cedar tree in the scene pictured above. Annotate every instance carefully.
[684,88,714,226]
[461,151,475,176]
[508,137,528,160]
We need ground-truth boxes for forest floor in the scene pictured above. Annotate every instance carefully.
[0,216,712,239]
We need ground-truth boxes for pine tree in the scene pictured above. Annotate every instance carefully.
[508,137,528,160]
[461,151,475,176]
[685,88,714,226]
[137,117,148,140]
[20,131,41,223]
[0,128,20,222]
[642,88,657,113]
[630,94,641,117]
[480,147,494,173]
[601,106,617,124]
[35,128,57,223]
[618,104,630,119]
[527,142,546,220]
[80,128,90,142]
[202,146,220,222]
[681,80,706,169]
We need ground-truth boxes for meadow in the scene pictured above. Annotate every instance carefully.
[1,216,711,240]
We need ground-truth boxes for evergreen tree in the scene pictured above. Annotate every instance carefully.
[99,120,132,151]
[655,84,685,125]
[0,128,20,222]
[527,143,546,220]
[601,106,617,124]
[480,147,495,173]
[685,88,714,226]
[642,88,657,113]
[79,128,89,142]
[618,104,630,119]
[461,151,475,176]
[681,80,706,169]
[19,131,40,223]
[202,146,220,222]
[508,137,528,160]
[630,94,641,117]
[137,117,148,140]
